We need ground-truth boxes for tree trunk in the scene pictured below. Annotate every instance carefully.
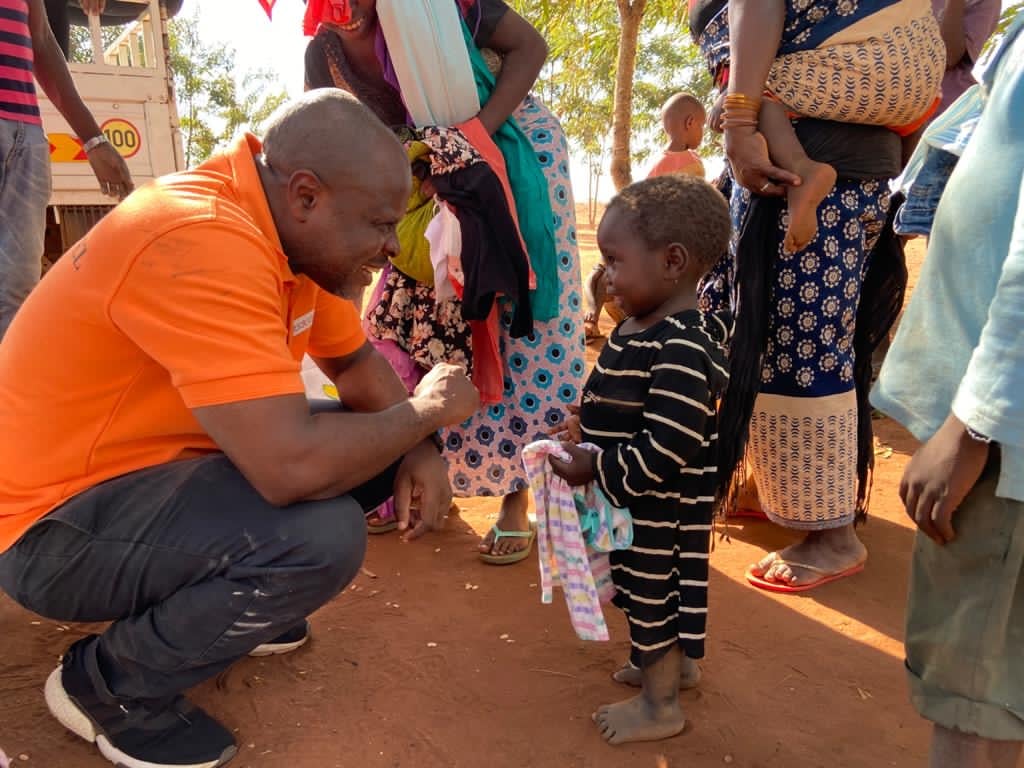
[610,0,646,192]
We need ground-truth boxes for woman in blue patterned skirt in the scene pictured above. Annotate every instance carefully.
[304,0,585,563]
[694,0,945,591]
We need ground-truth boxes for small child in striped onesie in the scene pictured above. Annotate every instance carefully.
[550,175,731,746]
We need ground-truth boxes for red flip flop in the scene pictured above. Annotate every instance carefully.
[745,554,866,594]
[727,507,768,520]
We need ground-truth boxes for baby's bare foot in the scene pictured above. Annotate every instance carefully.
[784,159,837,254]
[592,694,686,745]
[612,656,701,689]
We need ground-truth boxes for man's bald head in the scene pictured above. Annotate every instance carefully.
[262,88,407,188]
[257,89,410,297]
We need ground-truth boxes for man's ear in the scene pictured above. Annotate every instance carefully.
[286,169,325,221]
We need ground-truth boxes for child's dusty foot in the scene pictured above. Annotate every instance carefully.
[784,159,837,253]
[592,694,686,745]
[611,656,701,689]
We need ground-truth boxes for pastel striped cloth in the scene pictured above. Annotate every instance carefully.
[522,440,632,642]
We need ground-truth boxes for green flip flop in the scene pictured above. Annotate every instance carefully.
[479,523,536,565]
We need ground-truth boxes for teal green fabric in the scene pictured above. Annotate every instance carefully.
[461,22,559,321]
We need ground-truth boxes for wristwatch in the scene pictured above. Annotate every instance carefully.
[82,134,109,153]
[965,425,992,444]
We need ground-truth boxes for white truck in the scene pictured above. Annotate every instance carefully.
[37,0,184,266]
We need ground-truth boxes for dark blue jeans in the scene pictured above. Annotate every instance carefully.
[0,446,394,703]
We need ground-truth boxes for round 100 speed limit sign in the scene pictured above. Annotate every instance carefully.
[100,118,142,159]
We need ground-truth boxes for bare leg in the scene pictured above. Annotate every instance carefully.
[583,265,607,339]
[930,725,1023,768]
[759,99,837,254]
[594,645,686,745]
[478,488,532,557]
[612,654,701,689]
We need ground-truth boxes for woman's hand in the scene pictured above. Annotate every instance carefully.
[80,0,106,15]
[724,126,800,196]
[708,92,726,134]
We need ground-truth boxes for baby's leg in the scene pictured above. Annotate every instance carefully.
[583,264,607,338]
[760,98,836,253]
[593,645,686,745]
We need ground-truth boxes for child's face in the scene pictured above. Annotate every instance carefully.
[597,206,680,320]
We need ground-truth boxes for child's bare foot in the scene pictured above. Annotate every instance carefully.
[784,159,836,253]
[593,694,686,745]
[611,656,701,689]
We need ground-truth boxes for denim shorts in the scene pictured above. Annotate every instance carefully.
[0,119,51,338]
[893,147,959,237]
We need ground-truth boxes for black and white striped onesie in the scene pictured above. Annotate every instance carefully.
[580,309,730,663]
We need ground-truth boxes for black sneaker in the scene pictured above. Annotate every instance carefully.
[45,636,237,768]
[249,620,310,657]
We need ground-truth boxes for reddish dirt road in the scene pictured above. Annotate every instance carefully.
[0,215,929,768]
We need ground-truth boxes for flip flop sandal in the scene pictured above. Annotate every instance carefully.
[366,500,398,535]
[478,523,536,565]
[367,518,399,534]
[745,553,866,593]
[727,507,768,520]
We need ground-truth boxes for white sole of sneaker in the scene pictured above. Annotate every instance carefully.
[248,633,310,657]
[44,666,236,768]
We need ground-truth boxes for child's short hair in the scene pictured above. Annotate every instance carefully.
[607,175,731,272]
[662,92,704,122]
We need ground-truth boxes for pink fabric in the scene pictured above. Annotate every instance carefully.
[523,440,610,642]
[362,265,424,394]
[931,0,1002,114]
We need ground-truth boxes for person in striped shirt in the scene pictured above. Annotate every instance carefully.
[550,174,731,745]
[0,0,132,338]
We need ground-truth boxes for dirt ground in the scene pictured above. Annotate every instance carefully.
[0,210,930,768]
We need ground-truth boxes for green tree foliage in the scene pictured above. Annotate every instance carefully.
[68,9,287,168]
[168,12,287,167]
[987,2,1023,51]
[512,0,712,202]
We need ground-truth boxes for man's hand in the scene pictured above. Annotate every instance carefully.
[80,0,106,14]
[547,403,582,443]
[900,413,990,545]
[87,142,134,200]
[548,441,597,486]
[393,440,452,541]
[413,363,480,428]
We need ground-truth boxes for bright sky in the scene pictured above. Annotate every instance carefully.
[193,0,1019,202]
[191,0,630,200]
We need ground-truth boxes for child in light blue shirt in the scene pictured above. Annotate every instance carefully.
[872,12,1024,765]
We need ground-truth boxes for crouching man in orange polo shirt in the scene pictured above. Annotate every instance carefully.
[0,90,479,768]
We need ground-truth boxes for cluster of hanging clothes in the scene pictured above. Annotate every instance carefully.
[366,122,534,404]
[355,0,561,405]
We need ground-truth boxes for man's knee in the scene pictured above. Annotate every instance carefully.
[280,496,367,600]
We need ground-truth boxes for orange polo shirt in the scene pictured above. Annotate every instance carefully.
[0,134,366,553]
